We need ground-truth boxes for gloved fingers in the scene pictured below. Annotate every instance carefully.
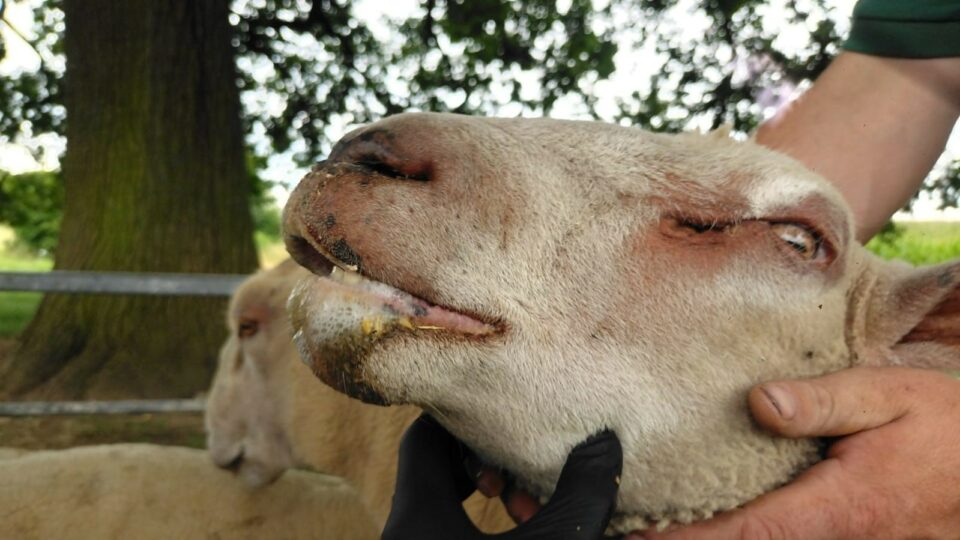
[496,430,623,540]
[384,418,623,540]
[398,414,478,500]
[381,413,482,540]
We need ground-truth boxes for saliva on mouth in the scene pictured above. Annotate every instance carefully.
[287,265,497,367]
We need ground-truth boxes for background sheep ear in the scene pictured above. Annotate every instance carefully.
[707,124,733,139]
[854,258,960,370]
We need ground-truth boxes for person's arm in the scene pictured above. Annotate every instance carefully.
[755,51,960,241]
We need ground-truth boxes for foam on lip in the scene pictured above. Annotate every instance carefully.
[287,267,496,362]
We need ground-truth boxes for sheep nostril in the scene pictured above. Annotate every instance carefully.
[284,234,335,277]
[354,155,430,182]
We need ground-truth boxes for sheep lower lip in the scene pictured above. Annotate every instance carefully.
[285,267,496,404]
[287,267,497,340]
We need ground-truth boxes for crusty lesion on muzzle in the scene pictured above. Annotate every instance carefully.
[293,323,391,406]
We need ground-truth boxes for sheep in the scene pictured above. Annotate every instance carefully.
[0,443,378,540]
[281,111,960,533]
[0,447,27,459]
[204,258,514,533]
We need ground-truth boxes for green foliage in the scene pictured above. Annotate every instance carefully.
[251,200,281,243]
[922,159,960,209]
[398,0,617,115]
[0,169,63,254]
[1,0,957,207]
[0,226,53,337]
[618,0,840,133]
[0,292,42,337]
[0,0,65,144]
[232,0,619,164]
[0,154,283,256]
[867,222,960,265]
[246,152,282,242]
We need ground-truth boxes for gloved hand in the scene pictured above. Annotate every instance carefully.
[381,413,623,540]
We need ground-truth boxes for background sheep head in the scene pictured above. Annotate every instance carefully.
[205,259,305,488]
[282,112,960,532]
[204,258,514,532]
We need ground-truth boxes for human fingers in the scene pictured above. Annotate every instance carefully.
[381,414,481,540]
[476,466,506,498]
[645,368,960,540]
[502,488,542,524]
[747,366,936,438]
[474,463,544,524]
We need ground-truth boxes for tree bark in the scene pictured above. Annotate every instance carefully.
[0,0,257,399]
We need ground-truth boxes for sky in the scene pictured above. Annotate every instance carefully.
[2,0,959,219]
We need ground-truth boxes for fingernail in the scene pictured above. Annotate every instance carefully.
[761,384,796,420]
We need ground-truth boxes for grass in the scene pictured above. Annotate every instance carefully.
[0,227,52,337]
[866,222,960,265]
[0,293,44,337]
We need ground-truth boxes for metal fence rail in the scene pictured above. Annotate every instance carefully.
[0,399,206,417]
[0,270,245,416]
[0,270,247,296]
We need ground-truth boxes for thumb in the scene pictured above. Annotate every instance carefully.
[497,430,622,540]
[748,367,916,438]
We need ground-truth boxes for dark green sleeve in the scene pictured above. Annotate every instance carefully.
[843,0,960,58]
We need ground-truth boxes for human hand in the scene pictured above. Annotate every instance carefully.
[640,367,960,540]
[382,413,623,540]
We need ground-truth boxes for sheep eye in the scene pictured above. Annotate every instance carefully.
[238,318,259,338]
[771,223,820,259]
[679,219,726,233]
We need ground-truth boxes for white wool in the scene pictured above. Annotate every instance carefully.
[0,444,377,540]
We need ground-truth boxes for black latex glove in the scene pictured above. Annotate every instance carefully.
[381,414,623,540]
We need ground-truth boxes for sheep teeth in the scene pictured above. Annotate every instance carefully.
[329,266,363,285]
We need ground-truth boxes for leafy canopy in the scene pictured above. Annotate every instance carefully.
[1,0,956,202]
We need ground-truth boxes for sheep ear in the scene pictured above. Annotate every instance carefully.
[707,124,733,139]
[854,257,960,369]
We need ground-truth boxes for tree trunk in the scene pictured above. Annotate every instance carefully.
[0,0,257,399]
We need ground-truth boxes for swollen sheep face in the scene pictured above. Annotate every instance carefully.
[282,112,960,532]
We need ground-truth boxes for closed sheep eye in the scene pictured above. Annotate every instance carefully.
[678,218,729,233]
[771,223,824,261]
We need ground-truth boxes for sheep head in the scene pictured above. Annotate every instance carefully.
[205,259,306,487]
[282,112,960,531]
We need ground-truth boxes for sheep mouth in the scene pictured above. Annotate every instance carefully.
[286,255,498,404]
[284,230,498,335]
[290,266,498,337]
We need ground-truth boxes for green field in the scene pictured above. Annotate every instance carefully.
[2,222,960,338]
[865,222,960,265]
[0,227,53,337]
